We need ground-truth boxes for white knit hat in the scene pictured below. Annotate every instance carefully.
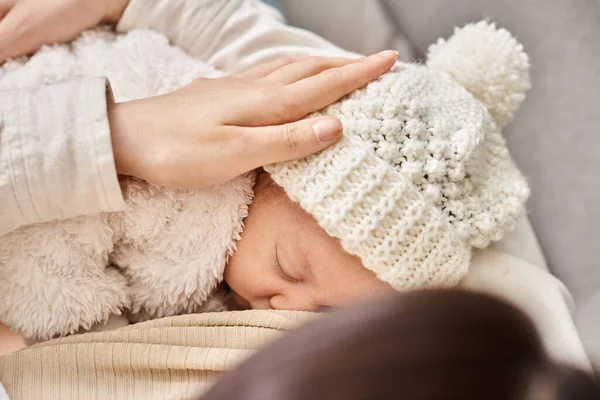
[265,21,531,290]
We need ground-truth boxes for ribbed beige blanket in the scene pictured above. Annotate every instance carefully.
[0,311,317,400]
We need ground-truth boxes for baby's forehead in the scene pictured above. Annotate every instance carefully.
[257,179,302,216]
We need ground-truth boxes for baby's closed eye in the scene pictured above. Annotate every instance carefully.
[275,238,315,283]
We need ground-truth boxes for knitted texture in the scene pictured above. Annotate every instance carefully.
[266,21,531,290]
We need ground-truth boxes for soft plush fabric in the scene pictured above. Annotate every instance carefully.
[0,30,255,340]
[266,22,530,290]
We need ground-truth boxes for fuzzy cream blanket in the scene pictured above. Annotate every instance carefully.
[0,28,255,341]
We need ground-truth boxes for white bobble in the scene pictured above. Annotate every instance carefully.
[427,21,531,127]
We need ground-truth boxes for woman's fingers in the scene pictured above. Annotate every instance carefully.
[235,56,305,80]
[278,50,398,120]
[238,116,343,169]
[235,56,360,84]
[260,56,359,86]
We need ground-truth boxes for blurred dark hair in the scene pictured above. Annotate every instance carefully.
[202,289,600,400]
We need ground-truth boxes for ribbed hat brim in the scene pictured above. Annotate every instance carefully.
[265,135,471,290]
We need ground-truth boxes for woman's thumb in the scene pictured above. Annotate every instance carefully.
[248,117,343,166]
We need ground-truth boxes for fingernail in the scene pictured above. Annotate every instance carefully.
[377,50,399,59]
[313,118,343,142]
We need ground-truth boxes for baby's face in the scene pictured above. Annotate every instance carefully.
[225,172,393,311]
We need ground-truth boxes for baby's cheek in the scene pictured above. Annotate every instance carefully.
[269,286,321,312]
[225,258,284,309]
[340,279,396,306]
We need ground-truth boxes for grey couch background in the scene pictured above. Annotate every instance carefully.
[274,0,600,367]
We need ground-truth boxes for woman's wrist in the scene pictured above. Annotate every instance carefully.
[107,99,145,178]
[108,94,185,187]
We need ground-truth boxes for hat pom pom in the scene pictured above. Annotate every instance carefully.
[427,21,531,127]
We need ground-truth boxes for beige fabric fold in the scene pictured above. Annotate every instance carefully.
[0,311,317,400]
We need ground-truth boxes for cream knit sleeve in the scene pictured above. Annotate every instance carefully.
[0,78,126,237]
[116,0,359,74]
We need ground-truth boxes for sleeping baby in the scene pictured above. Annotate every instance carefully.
[0,21,531,341]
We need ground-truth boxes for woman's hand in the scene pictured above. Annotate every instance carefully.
[109,52,398,189]
[0,0,130,63]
